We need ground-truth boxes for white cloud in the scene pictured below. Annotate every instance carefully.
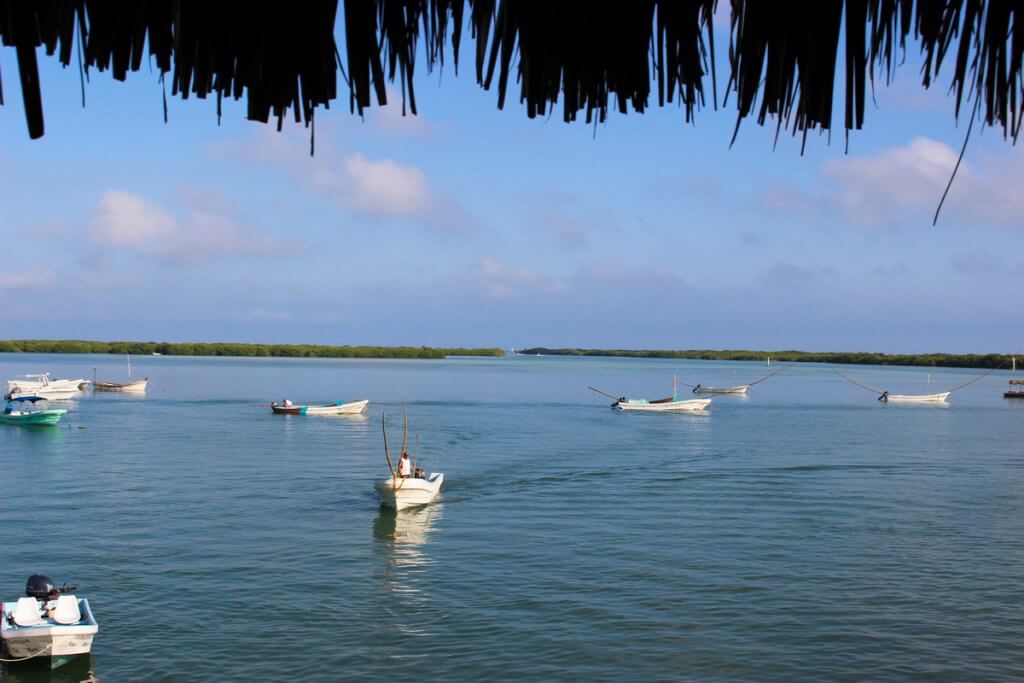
[443,257,568,301]
[535,210,587,247]
[211,130,477,235]
[761,137,1024,228]
[760,262,835,286]
[823,137,958,222]
[89,189,295,263]
[336,154,433,217]
[0,268,58,290]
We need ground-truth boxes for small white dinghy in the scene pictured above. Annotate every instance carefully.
[375,407,443,510]
[1,575,98,669]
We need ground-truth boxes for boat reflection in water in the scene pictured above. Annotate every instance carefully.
[373,504,441,573]
[0,653,99,682]
[372,504,445,639]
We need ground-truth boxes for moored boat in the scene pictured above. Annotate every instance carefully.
[6,374,85,399]
[0,396,68,425]
[92,355,148,392]
[0,575,99,669]
[270,399,369,415]
[93,379,149,392]
[614,396,712,412]
[1005,379,1024,399]
[692,384,749,395]
[879,391,951,403]
[589,377,711,412]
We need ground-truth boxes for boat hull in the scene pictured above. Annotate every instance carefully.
[6,378,85,392]
[305,400,369,415]
[375,474,443,510]
[7,388,80,401]
[615,397,711,412]
[882,392,951,403]
[271,405,307,415]
[693,385,748,395]
[0,409,67,426]
[1004,391,1024,399]
[1,599,98,667]
[272,400,368,415]
[93,379,148,392]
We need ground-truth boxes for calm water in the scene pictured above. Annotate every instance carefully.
[1,353,1023,681]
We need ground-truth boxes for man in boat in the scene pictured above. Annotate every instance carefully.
[398,451,412,478]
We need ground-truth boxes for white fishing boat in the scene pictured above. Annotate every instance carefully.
[6,374,86,394]
[92,355,148,392]
[270,399,369,415]
[692,384,749,395]
[305,399,368,415]
[880,391,951,403]
[589,377,711,412]
[375,473,444,510]
[93,379,149,392]
[1,575,98,670]
[832,366,1000,404]
[6,385,81,401]
[683,367,784,395]
[375,407,443,510]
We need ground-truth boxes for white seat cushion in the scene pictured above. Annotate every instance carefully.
[13,597,42,626]
[53,595,81,624]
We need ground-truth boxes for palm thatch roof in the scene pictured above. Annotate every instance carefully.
[0,1,1021,146]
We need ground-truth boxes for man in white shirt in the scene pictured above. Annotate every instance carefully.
[398,451,412,478]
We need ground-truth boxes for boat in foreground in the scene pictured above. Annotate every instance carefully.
[1,575,98,669]
[1007,378,1024,399]
[270,399,369,415]
[0,396,67,426]
[376,407,443,510]
[375,473,444,510]
[879,391,951,403]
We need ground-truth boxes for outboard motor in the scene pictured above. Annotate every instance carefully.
[24,574,76,601]
[26,574,57,600]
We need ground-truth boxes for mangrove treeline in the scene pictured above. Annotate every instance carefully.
[0,340,504,359]
[518,348,1013,369]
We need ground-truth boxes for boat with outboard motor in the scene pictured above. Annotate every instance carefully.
[0,396,67,426]
[588,376,711,412]
[6,374,87,393]
[1,575,98,669]
[271,399,369,415]
[375,407,443,510]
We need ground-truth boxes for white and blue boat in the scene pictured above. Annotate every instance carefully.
[1,575,98,669]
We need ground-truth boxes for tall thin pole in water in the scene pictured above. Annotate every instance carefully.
[127,354,132,379]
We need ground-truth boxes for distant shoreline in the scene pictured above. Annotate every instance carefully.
[517,348,1013,370]
[0,340,504,360]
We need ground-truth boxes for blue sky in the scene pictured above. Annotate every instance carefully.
[0,25,1021,353]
